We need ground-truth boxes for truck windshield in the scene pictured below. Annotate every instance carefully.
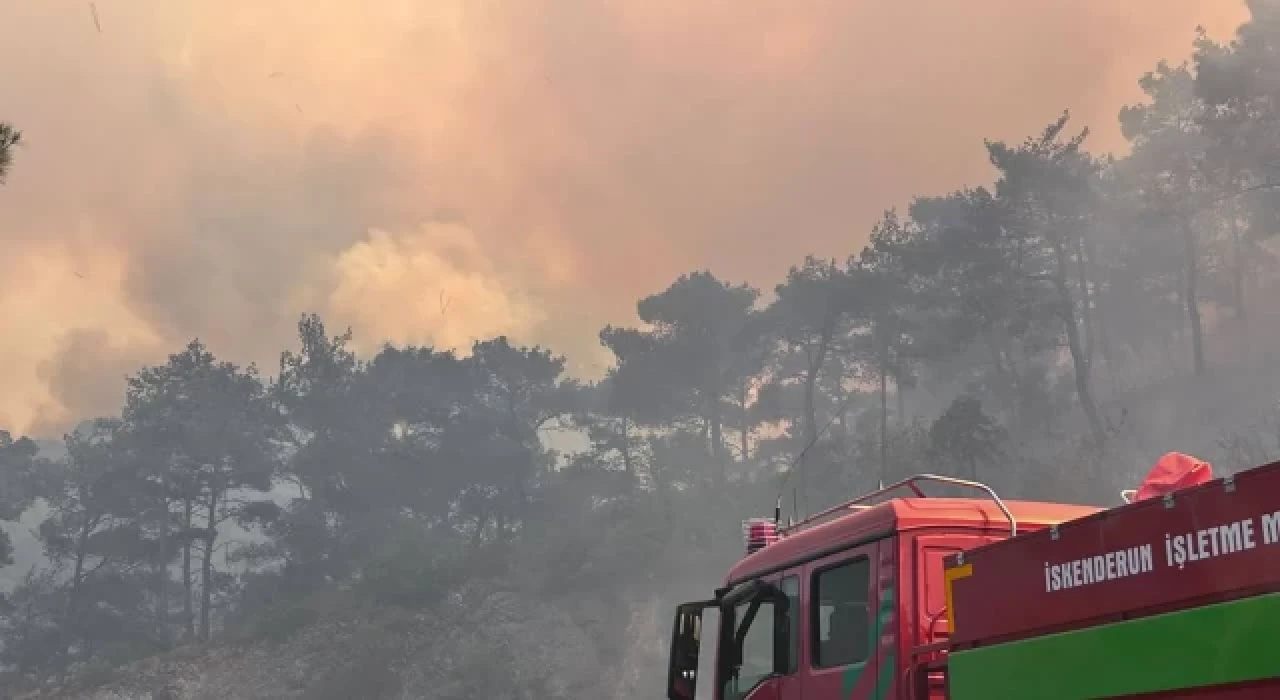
[722,598,775,700]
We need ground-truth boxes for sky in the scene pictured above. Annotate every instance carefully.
[0,0,1250,437]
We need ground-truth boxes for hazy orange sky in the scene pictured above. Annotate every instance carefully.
[0,0,1249,436]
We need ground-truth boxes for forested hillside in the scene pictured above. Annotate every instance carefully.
[6,3,1280,698]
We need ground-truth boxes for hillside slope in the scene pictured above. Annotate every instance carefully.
[14,580,662,700]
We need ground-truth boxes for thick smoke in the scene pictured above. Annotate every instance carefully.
[0,0,1245,434]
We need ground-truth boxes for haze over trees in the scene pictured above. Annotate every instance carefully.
[6,4,1280,697]
[0,122,19,185]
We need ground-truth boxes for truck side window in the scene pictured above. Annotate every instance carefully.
[812,557,871,669]
[723,598,776,700]
[780,575,799,673]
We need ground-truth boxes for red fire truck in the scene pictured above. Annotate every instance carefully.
[666,454,1280,699]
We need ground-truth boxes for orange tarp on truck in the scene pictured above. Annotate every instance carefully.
[1135,452,1213,502]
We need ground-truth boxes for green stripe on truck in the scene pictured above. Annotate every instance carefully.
[947,592,1280,699]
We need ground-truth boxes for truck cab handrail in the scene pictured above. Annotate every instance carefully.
[779,474,1018,537]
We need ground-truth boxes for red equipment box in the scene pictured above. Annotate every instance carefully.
[944,459,1280,649]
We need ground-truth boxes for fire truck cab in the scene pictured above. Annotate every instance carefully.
[666,475,1098,700]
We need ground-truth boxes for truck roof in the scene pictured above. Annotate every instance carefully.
[726,497,1099,586]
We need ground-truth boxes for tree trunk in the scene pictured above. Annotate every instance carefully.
[182,498,194,640]
[156,467,170,642]
[803,327,833,447]
[982,332,1017,418]
[1075,236,1095,367]
[1091,277,1118,395]
[1183,220,1206,376]
[199,489,217,641]
[1229,211,1247,325]
[1002,336,1026,397]
[17,577,38,673]
[709,397,725,481]
[470,509,488,550]
[1083,232,1119,395]
[65,509,96,663]
[879,335,890,487]
[895,374,906,428]
[619,417,635,484]
[67,513,92,620]
[1052,237,1106,444]
[496,509,509,545]
[802,364,820,448]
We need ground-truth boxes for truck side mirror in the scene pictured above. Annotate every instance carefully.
[668,601,714,700]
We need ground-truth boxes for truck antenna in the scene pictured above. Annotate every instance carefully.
[775,390,862,523]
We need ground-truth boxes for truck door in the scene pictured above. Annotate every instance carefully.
[801,542,883,700]
[718,573,801,700]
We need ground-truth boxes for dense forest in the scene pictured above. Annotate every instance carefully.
[7,4,1280,698]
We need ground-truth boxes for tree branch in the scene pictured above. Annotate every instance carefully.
[1214,180,1280,204]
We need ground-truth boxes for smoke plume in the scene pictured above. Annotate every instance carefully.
[0,0,1246,434]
